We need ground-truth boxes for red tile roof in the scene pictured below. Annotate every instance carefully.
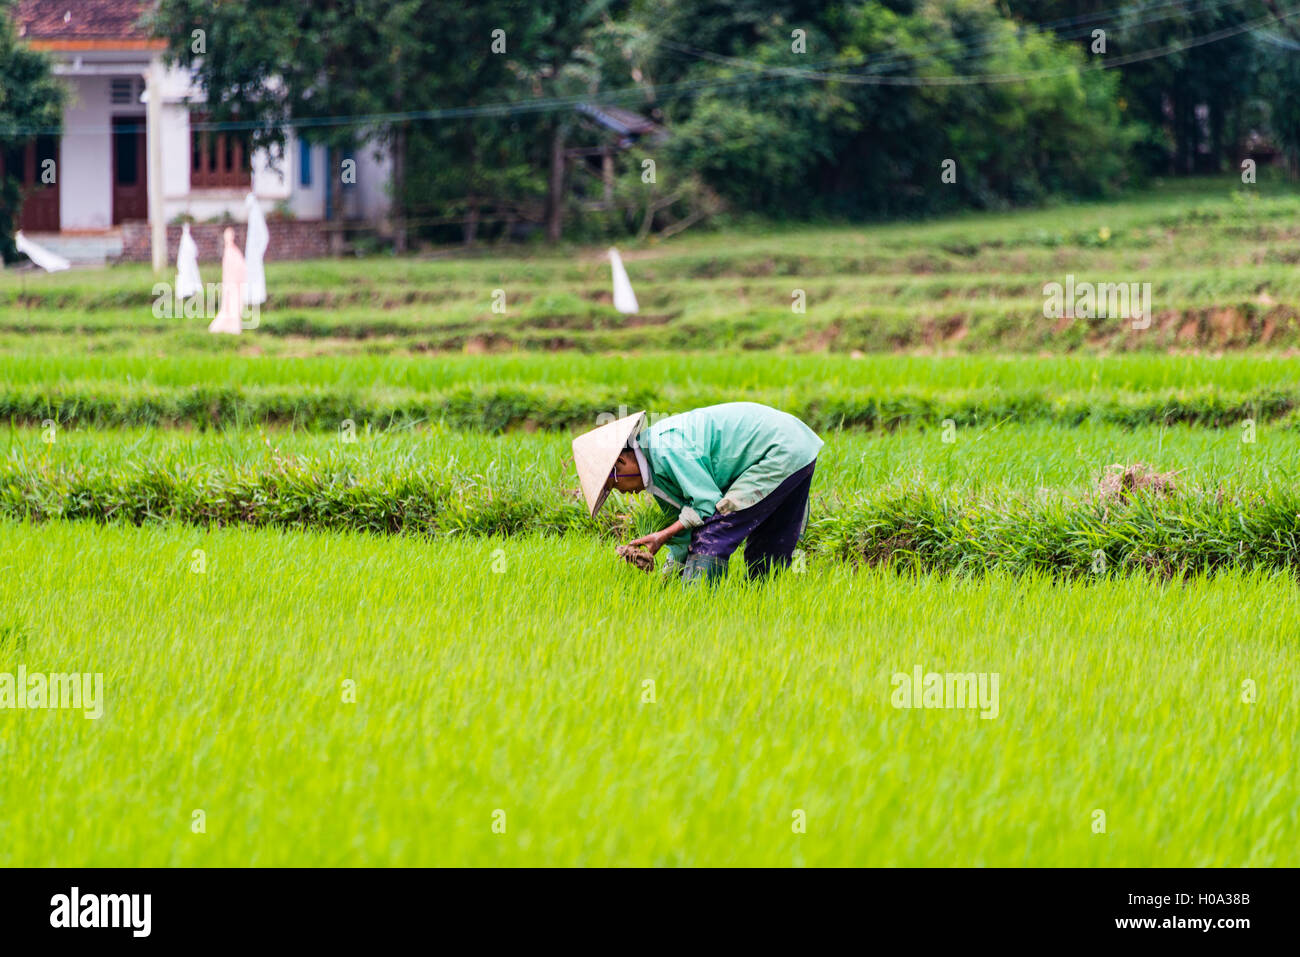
[15,0,153,41]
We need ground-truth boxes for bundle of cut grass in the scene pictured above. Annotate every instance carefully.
[1097,463,1180,501]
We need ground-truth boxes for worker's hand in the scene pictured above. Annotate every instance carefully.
[628,530,669,555]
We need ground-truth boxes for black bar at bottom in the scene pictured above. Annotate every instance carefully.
[0,867,1287,946]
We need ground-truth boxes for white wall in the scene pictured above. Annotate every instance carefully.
[160,105,189,201]
[286,136,391,224]
[352,142,392,225]
[288,136,326,220]
[59,75,113,230]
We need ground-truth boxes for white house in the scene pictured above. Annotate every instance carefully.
[7,0,391,265]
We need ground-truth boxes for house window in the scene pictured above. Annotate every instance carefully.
[115,122,140,185]
[190,113,251,188]
[299,139,312,187]
[111,77,143,105]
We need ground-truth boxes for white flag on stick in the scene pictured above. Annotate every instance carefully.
[609,247,638,315]
[209,227,245,335]
[176,222,203,300]
[15,231,70,273]
[243,193,268,307]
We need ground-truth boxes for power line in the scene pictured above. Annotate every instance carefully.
[1252,26,1300,48]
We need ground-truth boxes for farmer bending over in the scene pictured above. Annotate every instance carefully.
[572,402,823,582]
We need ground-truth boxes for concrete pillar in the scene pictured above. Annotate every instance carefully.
[146,57,166,274]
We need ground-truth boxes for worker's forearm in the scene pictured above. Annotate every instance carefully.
[658,520,686,541]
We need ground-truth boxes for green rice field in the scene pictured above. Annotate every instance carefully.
[2,178,1297,866]
[1,522,1293,866]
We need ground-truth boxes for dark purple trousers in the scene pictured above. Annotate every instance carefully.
[689,461,816,577]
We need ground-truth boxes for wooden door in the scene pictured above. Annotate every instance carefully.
[0,137,61,232]
[112,116,148,224]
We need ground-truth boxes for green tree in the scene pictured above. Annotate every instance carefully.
[0,0,65,262]
[1007,0,1269,175]
[151,1,626,246]
[396,0,575,245]
[1251,2,1300,171]
[640,0,1133,218]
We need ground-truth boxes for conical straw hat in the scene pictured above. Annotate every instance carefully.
[572,410,646,517]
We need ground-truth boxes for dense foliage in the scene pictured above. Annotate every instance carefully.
[140,0,1300,243]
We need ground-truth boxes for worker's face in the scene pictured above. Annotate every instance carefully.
[608,450,645,493]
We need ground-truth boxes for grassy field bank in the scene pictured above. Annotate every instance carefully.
[4,178,1300,353]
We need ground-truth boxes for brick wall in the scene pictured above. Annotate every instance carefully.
[117,220,332,263]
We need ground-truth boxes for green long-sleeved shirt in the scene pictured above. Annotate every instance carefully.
[635,402,823,563]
